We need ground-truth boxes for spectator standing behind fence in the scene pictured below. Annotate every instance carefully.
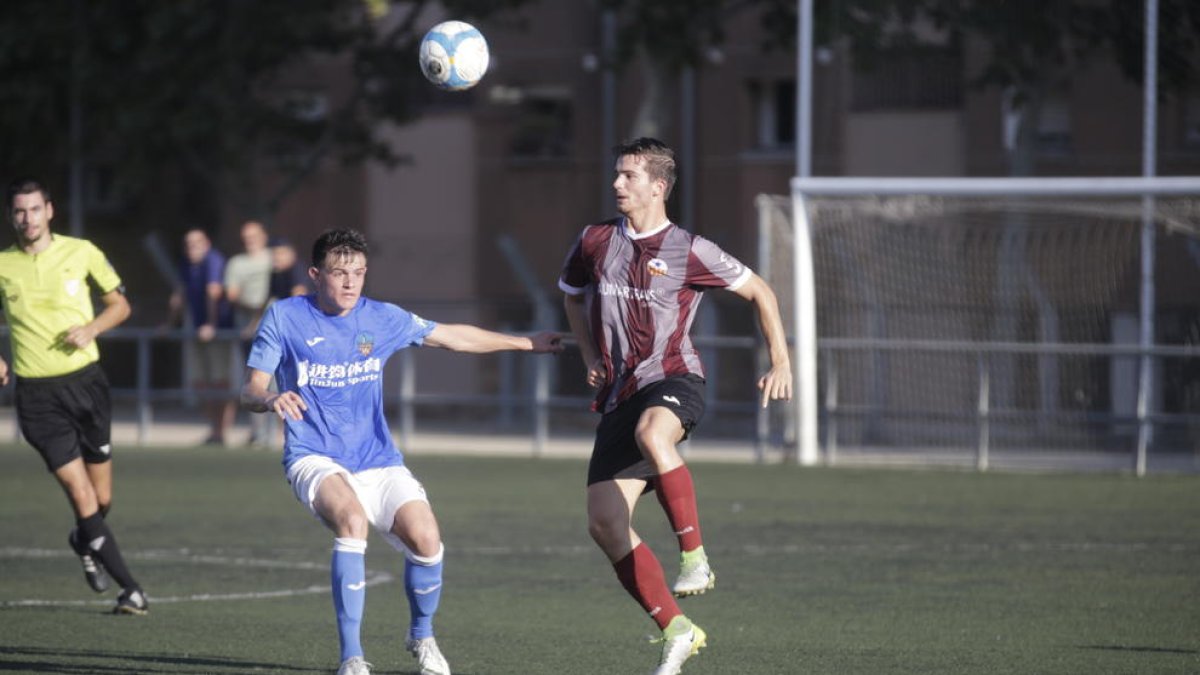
[226,220,272,337]
[166,227,236,446]
[0,177,148,615]
[268,236,312,301]
[225,220,273,447]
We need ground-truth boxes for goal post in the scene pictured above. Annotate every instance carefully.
[768,175,1200,470]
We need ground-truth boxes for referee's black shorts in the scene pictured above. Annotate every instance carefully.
[15,363,114,472]
[587,374,707,486]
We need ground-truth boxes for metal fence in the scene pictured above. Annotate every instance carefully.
[0,325,777,459]
[819,338,1200,474]
[2,326,1196,473]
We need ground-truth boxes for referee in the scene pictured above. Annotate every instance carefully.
[0,178,148,615]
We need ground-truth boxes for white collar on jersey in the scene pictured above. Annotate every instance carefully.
[623,217,673,240]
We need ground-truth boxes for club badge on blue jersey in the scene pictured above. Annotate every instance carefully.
[356,332,374,356]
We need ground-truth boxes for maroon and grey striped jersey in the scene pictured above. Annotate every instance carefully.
[559,217,753,413]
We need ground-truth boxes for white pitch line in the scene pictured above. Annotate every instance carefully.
[0,548,393,608]
[3,537,1189,608]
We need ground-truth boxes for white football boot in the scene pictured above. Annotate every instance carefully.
[406,637,451,675]
[672,554,716,597]
[651,622,707,675]
[336,656,372,675]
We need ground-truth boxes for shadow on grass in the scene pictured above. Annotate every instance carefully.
[0,645,318,674]
[0,645,469,675]
[1079,644,1199,655]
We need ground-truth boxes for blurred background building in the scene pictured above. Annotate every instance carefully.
[0,0,1197,455]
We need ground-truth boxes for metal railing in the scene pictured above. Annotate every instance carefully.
[0,326,774,457]
[3,327,1196,472]
[819,338,1200,475]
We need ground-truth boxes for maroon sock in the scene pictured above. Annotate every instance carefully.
[613,543,681,630]
[654,465,703,552]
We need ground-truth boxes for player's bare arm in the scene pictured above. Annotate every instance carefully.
[731,273,793,408]
[240,367,307,420]
[423,323,563,354]
[563,293,606,388]
[199,280,222,341]
[0,356,8,387]
[63,289,131,350]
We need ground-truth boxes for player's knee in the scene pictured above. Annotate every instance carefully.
[333,510,371,539]
[65,484,98,514]
[635,431,681,471]
[406,529,442,559]
[587,510,624,546]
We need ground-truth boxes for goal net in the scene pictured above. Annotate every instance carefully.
[759,178,1200,468]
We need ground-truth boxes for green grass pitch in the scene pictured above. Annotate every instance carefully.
[1,443,1197,674]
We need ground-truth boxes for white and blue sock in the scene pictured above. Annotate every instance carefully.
[331,537,368,662]
[404,543,444,640]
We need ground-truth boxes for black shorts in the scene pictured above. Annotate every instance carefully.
[15,363,114,472]
[587,374,707,486]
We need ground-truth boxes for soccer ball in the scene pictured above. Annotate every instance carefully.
[419,21,489,91]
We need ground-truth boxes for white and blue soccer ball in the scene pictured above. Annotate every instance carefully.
[419,21,490,91]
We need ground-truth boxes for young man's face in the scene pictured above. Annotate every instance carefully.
[241,221,269,254]
[184,230,211,264]
[9,191,53,246]
[612,154,663,217]
[271,243,297,271]
[311,251,367,316]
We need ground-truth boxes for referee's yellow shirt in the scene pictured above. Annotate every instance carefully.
[0,235,123,378]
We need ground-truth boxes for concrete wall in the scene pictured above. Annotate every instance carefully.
[845,112,965,176]
[366,114,484,396]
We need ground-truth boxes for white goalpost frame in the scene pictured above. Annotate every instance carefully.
[789,0,1183,472]
[789,175,1200,471]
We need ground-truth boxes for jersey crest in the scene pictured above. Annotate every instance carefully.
[356,332,374,356]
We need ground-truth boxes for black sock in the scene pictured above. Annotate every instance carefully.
[76,512,139,591]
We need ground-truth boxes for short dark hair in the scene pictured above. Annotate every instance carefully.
[312,228,369,268]
[614,137,677,199]
[7,177,51,208]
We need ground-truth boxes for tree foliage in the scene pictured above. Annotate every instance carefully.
[599,0,799,139]
[599,0,1198,172]
[0,0,531,224]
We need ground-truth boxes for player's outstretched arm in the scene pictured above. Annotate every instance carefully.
[730,273,793,408]
[240,367,307,420]
[424,324,563,355]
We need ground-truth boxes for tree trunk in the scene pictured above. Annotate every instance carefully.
[630,48,677,140]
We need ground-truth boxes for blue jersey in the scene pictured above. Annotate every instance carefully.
[247,295,436,472]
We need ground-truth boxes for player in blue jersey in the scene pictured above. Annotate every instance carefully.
[240,229,562,675]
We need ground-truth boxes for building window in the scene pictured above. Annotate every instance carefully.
[507,85,573,159]
[1035,95,1072,155]
[85,164,120,213]
[851,46,962,111]
[1184,91,1200,149]
[490,84,572,159]
[751,79,795,150]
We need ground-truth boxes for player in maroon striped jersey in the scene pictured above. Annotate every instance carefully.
[559,138,792,674]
